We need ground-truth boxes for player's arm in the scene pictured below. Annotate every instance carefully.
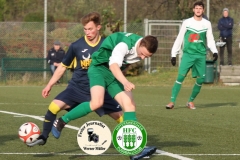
[171,20,186,57]
[207,22,218,54]
[45,45,74,88]
[42,44,74,98]
[109,42,135,91]
[47,65,66,87]
[170,20,186,66]
[42,64,67,98]
[206,22,218,62]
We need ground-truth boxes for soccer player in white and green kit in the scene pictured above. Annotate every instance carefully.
[52,32,159,159]
[166,1,218,110]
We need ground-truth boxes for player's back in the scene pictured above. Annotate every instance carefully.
[91,32,142,66]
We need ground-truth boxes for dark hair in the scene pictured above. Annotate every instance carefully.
[81,12,101,26]
[193,1,204,9]
[140,35,158,54]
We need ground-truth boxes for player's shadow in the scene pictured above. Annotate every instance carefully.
[0,135,19,145]
[174,102,238,109]
[198,102,238,108]
[147,135,201,148]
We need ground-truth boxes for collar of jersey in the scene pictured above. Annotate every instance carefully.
[84,35,101,47]
[133,38,142,56]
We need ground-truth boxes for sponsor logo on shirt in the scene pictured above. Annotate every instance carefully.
[82,49,88,52]
[188,33,203,43]
[81,53,92,69]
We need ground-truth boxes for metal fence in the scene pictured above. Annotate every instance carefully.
[0,22,144,83]
[0,21,239,83]
[145,20,240,73]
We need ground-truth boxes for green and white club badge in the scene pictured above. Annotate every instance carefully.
[112,120,147,156]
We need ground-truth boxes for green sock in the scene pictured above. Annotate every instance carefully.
[123,112,137,121]
[171,81,182,103]
[188,82,202,102]
[62,102,92,123]
[171,74,185,103]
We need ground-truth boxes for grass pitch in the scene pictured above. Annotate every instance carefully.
[0,85,240,160]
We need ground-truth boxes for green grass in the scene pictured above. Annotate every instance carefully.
[0,68,220,87]
[0,85,240,160]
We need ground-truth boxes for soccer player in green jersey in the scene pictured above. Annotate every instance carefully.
[52,32,158,159]
[166,1,218,110]
[27,12,124,147]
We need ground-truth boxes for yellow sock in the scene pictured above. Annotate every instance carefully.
[48,101,61,114]
[116,115,123,123]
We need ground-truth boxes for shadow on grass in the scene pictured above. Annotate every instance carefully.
[147,135,201,148]
[168,102,238,109]
[0,134,19,145]
[199,102,238,108]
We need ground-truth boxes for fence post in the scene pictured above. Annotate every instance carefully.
[144,18,149,72]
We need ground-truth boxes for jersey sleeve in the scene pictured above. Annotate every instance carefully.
[171,20,187,57]
[207,21,218,54]
[109,42,129,67]
[61,44,75,67]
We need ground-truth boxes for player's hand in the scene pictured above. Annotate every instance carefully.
[53,62,58,66]
[213,53,218,62]
[171,57,176,66]
[42,85,51,98]
[123,81,135,92]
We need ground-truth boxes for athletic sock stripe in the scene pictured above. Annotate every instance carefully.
[195,82,202,86]
[176,81,182,84]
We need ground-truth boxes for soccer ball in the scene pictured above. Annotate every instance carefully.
[18,122,40,144]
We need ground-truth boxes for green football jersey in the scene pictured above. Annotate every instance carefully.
[171,17,218,57]
[91,32,142,66]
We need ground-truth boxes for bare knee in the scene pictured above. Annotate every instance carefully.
[120,97,136,112]
[114,91,136,112]
[90,99,104,110]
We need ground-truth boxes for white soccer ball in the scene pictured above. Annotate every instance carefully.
[18,122,40,144]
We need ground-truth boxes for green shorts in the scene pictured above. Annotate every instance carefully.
[88,65,124,98]
[179,53,206,79]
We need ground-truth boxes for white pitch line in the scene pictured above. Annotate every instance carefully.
[0,153,122,156]
[181,154,240,156]
[0,110,193,160]
[156,150,194,160]
[0,110,79,130]
[0,153,240,156]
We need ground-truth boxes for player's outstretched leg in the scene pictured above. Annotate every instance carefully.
[27,102,60,147]
[27,135,47,147]
[129,146,157,160]
[51,117,66,139]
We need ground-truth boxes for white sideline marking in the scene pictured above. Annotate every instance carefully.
[0,110,80,130]
[156,150,193,160]
[0,153,121,156]
[0,110,193,160]
[0,152,240,156]
[182,154,240,155]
